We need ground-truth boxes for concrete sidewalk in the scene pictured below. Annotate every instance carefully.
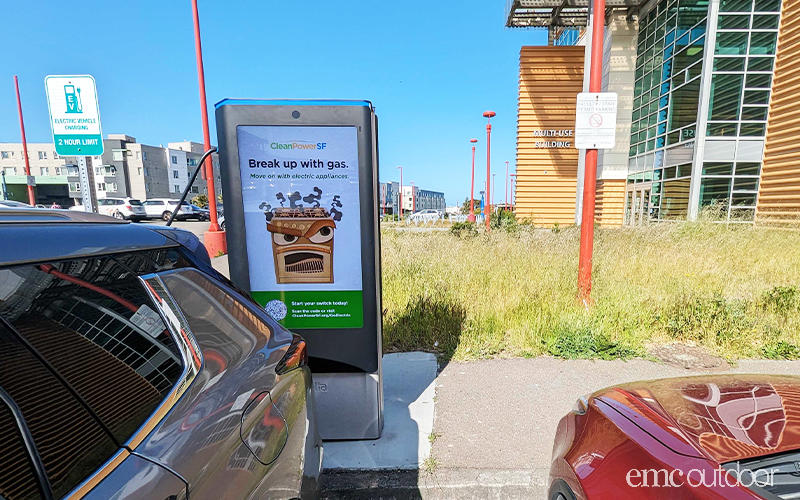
[322,356,800,499]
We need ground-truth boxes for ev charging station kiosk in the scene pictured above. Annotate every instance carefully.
[215,99,383,440]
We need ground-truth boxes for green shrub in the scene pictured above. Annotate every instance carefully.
[449,221,478,238]
[191,194,209,208]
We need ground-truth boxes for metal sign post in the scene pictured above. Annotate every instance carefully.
[45,75,103,212]
[77,157,97,213]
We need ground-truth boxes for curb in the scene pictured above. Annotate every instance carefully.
[320,468,548,500]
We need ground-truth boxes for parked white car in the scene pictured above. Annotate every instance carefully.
[97,198,147,221]
[142,198,203,221]
[407,209,442,223]
[0,200,33,209]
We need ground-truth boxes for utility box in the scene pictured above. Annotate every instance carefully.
[215,99,383,440]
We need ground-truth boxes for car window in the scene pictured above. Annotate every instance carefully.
[0,323,118,499]
[0,394,46,500]
[159,268,292,359]
[0,250,193,447]
[129,200,142,206]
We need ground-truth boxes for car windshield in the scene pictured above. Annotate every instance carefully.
[167,201,190,206]
[128,199,142,205]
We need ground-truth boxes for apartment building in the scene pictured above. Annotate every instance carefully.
[2,136,223,206]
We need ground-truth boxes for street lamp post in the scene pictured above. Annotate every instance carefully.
[483,111,496,232]
[577,0,608,302]
[505,161,509,211]
[191,0,226,257]
[397,166,403,218]
[14,76,35,206]
[468,138,477,223]
[410,182,416,213]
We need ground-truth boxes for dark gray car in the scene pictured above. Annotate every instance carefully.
[0,209,322,500]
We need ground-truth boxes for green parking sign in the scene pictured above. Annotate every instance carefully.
[45,75,104,156]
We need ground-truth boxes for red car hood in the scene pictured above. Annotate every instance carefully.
[596,374,800,463]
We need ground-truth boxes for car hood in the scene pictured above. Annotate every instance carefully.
[595,374,800,463]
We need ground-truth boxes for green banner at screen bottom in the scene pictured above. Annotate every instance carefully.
[251,290,363,329]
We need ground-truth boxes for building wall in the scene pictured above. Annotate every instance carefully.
[516,46,584,227]
[594,15,638,226]
[758,0,800,226]
[165,149,189,197]
[168,141,221,200]
[595,179,627,226]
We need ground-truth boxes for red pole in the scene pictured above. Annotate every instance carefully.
[577,0,606,303]
[410,182,415,212]
[397,166,403,218]
[505,161,509,211]
[14,76,35,206]
[483,111,495,231]
[192,0,226,256]
[469,138,477,222]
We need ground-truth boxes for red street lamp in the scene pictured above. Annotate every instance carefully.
[483,111,495,232]
[191,0,226,257]
[14,76,35,206]
[396,166,403,218]
[577,0,607,303]
[505,161,509,211]
[468,138,477,222]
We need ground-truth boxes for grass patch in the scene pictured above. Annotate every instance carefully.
[381,221,800,361]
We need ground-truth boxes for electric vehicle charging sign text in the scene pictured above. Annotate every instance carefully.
[45,75,104,156]
[237,125,363,329]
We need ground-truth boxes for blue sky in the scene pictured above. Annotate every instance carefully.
[2,1,546,205]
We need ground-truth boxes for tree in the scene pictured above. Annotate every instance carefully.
[461,197,481,215]
[191,194,209,208]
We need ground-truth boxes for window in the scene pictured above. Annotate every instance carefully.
[709,74,743,120]
[173,170,180,179]
[108,182,118,192]
[188,158,197,167]
[40,167,49,175]
[1,151,12,159]
[174,184,181,193]
[55,167,62,175]
[113,150,124,162]
[94,167,100,175]
[144,167,150,177]
[172,155,178,165]
[136,151,141,160]
[0,251,189,497]
[3,167,16,176]
[191,186,199,194]
[38,151,47,160]
[97,182,106,191]
[53,152,59,160]
[143,152,148,161]
[137,167,142,176]
[69,182,81,191]
[67,166,79,176]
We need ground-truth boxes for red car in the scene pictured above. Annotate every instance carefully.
[550,374,800,499]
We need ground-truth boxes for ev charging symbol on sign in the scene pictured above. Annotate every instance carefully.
[574,92,618,149]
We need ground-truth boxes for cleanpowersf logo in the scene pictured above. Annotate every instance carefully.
[270,141,327,150]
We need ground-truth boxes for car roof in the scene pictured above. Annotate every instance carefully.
[0,209,181,267]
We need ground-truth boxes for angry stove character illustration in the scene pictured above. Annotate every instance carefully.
[267,207,335,284]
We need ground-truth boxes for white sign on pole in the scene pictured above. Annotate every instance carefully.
[44,75,104,157]
[574,92,618,149]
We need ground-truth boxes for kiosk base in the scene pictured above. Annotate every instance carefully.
[314,372,383,440]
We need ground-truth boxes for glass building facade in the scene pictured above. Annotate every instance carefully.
[625,0,782,224]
